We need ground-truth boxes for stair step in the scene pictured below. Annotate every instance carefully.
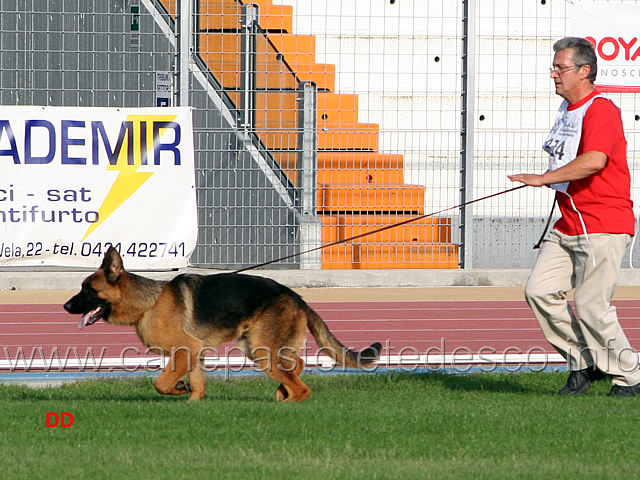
[318,183,425,213]
[197,1,293,32]
[249,0,297,32]
[267,34,317,64]
[288,63,336,90]
[202,59,334,90]
[200,34,335,90]
[226,91,360,128]
[227,91,300,129]
[318,168,403,185]
[318,93,359,124]
[321,243,459,269]
[317,122,379,150]
[253,122,379,150]
[199,35,295,89]
[321,214,452,243]
[318,152,404,170]
[270,151,405,187]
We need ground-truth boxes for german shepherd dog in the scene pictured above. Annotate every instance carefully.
[64,247,381,402]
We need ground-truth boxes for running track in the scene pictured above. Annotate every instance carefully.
[2,300,640,371]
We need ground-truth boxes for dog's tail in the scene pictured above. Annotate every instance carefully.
[306,307,381,369]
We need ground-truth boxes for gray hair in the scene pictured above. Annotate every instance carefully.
[553,37,597,83]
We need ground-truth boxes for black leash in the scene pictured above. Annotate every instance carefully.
[533,195,557,249]
[233,184,528,273]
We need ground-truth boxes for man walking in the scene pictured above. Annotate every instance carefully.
[509,37,640,396]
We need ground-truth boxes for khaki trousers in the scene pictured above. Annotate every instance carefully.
[525,229,640,387]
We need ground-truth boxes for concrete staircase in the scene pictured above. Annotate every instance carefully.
[164,0,459,268]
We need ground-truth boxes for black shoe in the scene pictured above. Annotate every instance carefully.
[558,367,607,396]
[608,383,640,397]
[589,368,608,382]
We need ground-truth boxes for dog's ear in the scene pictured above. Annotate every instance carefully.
[101,246,124,284]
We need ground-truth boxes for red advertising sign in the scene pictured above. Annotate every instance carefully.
[573,4,640,92]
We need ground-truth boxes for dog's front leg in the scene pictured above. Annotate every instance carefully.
[154,348,205,400]
[186,365,206,401]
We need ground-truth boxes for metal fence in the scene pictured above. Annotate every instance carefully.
[2,0,640,269]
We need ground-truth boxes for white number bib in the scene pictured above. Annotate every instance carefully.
[543,95,604,193]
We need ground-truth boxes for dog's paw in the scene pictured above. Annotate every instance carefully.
[175,380,192,392]
[275,384,288,401]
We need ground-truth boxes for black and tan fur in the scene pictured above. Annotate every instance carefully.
[64,247,381,402]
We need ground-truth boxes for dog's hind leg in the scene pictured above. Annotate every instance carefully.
[155,347,206,401]
[273,354,308,402]
[251,344,309,402]
[248,301,311,402]
[185,358,207,401]
[272,360,310,402]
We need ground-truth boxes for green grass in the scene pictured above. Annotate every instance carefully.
[0,372,638,479]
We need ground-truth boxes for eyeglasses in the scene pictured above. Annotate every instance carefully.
[548,65,580,75]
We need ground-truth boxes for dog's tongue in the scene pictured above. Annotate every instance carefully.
[78,308,100,330]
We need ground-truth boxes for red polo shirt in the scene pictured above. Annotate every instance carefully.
[554,90,635,236]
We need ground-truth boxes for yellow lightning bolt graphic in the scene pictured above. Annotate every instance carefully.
[82,114,178,241]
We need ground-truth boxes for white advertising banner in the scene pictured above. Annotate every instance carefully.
[572,4,640,92]
[0,106,197,269]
